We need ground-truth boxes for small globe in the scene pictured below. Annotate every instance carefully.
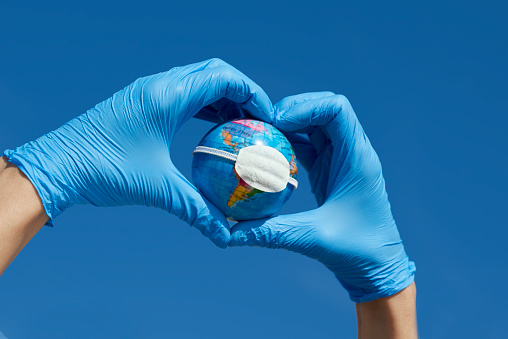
[192,119,298,221]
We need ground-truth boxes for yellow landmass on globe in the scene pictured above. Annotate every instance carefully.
[221,130,238,151]
[227,169,261,207]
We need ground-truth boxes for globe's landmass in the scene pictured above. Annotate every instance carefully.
[192,119,297,221]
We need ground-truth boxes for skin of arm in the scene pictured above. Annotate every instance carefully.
[0,156,48,276]
[356,282,418,339]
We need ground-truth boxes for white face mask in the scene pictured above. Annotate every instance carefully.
[192,144,298,193]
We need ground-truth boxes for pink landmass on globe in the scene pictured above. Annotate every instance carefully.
[231,119,268,133]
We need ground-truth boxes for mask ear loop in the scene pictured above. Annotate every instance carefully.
[192,146,298,189]
[193,146,238,162]
[288,175,298,189]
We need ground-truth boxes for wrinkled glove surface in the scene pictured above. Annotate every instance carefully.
[4,58,273,248]
[230,92,415,302]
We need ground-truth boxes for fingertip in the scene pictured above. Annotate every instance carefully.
[196,202,232,248]
[228,218,274,248]
[209,223,231,249]
[227,220,250,247]
[240,86,275,124]
[172,174,232,248]
[191,210,230,248]
[228,227,250,247]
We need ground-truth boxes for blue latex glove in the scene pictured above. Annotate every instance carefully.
[229,92,415,302]
[4,58,273,248]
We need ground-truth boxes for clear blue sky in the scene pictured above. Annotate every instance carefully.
[1,1,506,338]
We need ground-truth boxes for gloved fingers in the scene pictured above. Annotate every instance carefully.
[178,63,274,125]
[160,167,231,248]
[273,94,356,136]
[145,58,232,89]
[275,92,336,112]
[141,58,273,130]
[273,95,377,166]
[167,58,230,76]
[194,98,244,123]
[229,212,316,253]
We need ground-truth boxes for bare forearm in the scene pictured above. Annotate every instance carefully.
[0,156,48,276]
[356,282,418,339]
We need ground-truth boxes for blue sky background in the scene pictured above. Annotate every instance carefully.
[1,0,507,338]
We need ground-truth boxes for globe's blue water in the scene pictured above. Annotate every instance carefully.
[192,119,297,221]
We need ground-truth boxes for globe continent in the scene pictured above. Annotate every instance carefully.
[192,119,297,221]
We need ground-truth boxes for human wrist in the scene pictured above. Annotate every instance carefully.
[0,156,49,275]
[339,257,416,303]
[355,282,418,339]
[3,133,81,224]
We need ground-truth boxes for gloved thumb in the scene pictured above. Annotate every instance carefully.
[165,169,231,248]
[229,212,315,252]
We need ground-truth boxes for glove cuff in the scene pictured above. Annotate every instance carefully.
[341,259,416,303]
[4,146,76,226]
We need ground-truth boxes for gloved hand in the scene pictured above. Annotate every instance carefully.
[229,92,415,302]
[4,58,273,248]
